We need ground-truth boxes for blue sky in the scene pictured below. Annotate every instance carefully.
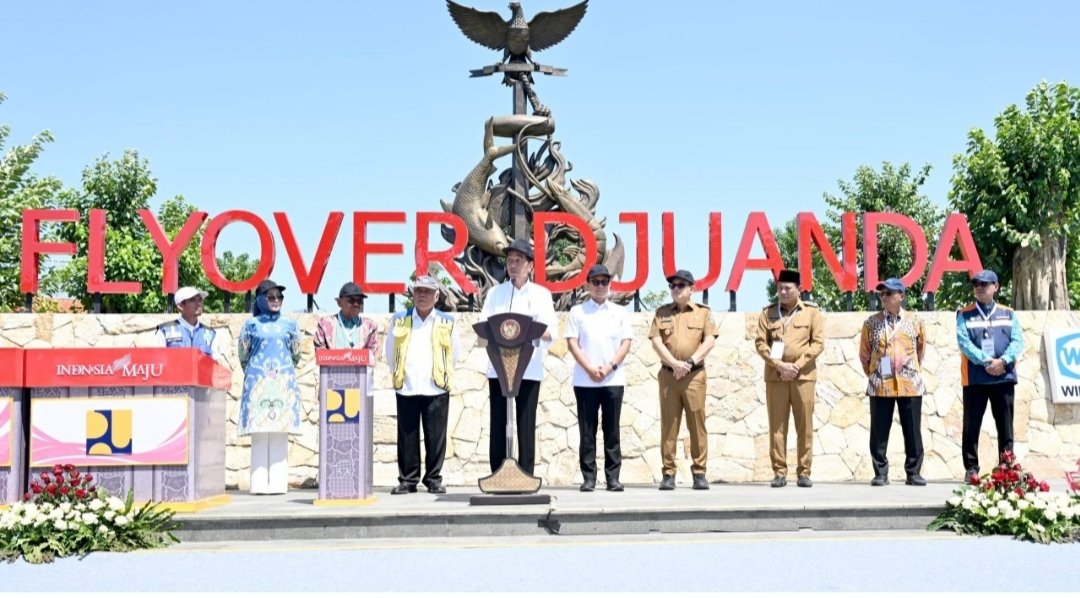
[4,0,1080,311]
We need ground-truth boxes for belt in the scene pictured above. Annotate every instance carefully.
[663,364,704,373]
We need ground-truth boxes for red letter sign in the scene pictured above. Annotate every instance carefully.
[353,212,406,295]
[610,212,649,294]
[661,212,723,292]
[533,212,598,293]
[797,211,858,292]
[726,212,784,292]
[415,212,477,293]
[20,209,78,293]
[274,212,343,295]
[863,212,928,291]
[88,209,141,294]
[200,211,275,293]
[140,209,207,294]
[924,213,983,292]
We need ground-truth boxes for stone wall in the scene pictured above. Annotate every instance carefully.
[2,310,1079,488]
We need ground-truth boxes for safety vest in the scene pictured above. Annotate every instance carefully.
[158,319,215,357]
[391,308,455,392]
[958,302,1018,386]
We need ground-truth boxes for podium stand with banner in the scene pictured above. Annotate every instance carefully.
[1,348,26,506]
[314,349,375,507]
[23,348,232,512]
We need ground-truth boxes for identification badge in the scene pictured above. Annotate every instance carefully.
[165,330,182,342]
[879,356,893,378]
[981,337,997,357]
[769,341,785,360]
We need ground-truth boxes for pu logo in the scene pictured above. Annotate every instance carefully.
[326,389,362,423]
[1056,333,1080,381]
[86,409,133,455]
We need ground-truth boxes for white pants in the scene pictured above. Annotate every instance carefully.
[249,432,289,494]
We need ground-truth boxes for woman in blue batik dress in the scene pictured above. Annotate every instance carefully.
[238,279,302,495]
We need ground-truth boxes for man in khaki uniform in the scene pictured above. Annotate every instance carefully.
[754,269,825,488]
[648,269,719,491]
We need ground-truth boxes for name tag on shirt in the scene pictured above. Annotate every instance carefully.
[769,341,785,360]
[879,356,894,378]
[981,336,997,358]
[165,330,182,342]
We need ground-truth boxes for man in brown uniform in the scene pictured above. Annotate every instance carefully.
[754,269,825,488]
[648,269,719,491]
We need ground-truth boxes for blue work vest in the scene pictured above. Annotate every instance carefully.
[958,303,1017,386]
[159,319,216,357]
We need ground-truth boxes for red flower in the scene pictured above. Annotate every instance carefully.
[46,483,57,495]
[87,486,96,493]
[30,483,42,494]
[74,488,86,499]
[53,464,63,475]
[1039,481,1051,492]
[1015,488,1025,499]
[84,474,93,483]
[59,486,70,495]
[23,492,31,501]
[40,472,51,483]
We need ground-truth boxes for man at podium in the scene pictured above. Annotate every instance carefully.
[385,276,461,495]
[314,282,379,352]
[156,286,222,360]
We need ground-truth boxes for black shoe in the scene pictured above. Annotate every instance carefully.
[390,483,417,495]
[906,474,927,486]
[426,481,446,494]
[770,476,787,488]
[579,479,596,492]
[658,474,675,490]
[870,475,889,486]
[606,480,624,492]
[692,474,709,490]
[797,476,813,488]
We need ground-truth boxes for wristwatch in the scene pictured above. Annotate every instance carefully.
[609,362,618,371]
[687,356,696,367]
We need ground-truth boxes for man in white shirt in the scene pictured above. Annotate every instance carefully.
[156,286,222,360]
[385,276,461,495]
[479,239,558,476]
[565,265,633,492]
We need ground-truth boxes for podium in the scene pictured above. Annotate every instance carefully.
[314,349,375,506]
[0,348,26,506]
[23,348,231,512]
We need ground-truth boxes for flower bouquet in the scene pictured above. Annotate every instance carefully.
[929,451,1080,544]
[1,464,179,563]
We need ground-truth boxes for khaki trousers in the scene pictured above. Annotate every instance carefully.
[765,380,816,477]
[658,368,708,476]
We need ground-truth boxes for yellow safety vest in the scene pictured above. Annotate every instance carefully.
[392,308,455,392]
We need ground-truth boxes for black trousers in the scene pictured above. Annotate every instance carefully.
[395,392,449,487]
[962,384,1015,473]
[488,378,541,475]
[869,396,923,477]
[573,385,624,483]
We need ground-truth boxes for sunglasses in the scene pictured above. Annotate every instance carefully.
[972,281,992,288]
[589,279,611,287]
[668,282,689,290]
[265,293,284,301]
[341,296,364,304]
[879,290,898,297]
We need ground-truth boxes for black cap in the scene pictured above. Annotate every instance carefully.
[666,269,695,286]
[506,239,534,261]
[338,282,368,299]
[875,278,907,293]
[586,264,610,280]
[255,279,285,296]
[971,269,999,284]
[777,269,801,285]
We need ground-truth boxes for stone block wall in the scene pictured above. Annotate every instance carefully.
[2,310,1079,488]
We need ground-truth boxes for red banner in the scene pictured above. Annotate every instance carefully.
[315,349,374,367]
[0,348,25,387]
[23,348,231,390]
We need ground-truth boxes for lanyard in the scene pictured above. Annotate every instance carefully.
[336,313,361,348]
[881,310,902,351]
[776,303,800,336]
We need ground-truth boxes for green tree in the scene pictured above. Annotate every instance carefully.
[950,81,1080,310]
[770,162,946,312]
[0,92,65,311]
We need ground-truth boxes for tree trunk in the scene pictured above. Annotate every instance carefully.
[1012,235,1068,310]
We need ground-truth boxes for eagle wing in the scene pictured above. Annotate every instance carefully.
[528,0,588,52]
[446,0,507,51]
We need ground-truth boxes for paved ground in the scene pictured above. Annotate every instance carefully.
[5,529,1080,592]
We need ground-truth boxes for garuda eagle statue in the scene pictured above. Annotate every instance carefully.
[447,1,589,63]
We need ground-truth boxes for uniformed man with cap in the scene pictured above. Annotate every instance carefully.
[314,281,379,352]
[385,275,461,495]
[754,269,825,488]
[956,269,1023,481]
[156,285,221,360]
[648,269,719,490]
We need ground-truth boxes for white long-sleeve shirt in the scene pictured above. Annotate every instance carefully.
[479,280,558,381]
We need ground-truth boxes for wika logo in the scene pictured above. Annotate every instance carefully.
[55,354,165,381]
[1055,333,1080,380]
